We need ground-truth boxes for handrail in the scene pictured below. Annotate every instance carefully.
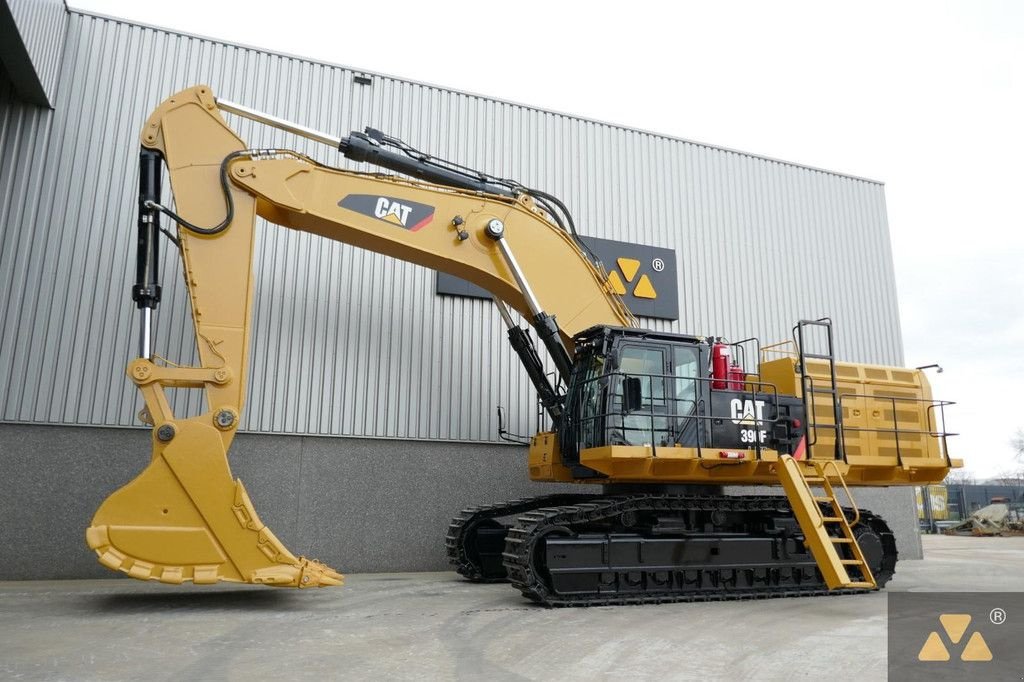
[926,400,956,467]
[783,456,825,529]
[731,336,762,377]
[817,460,861,527]
[836,393,957,464]
[569,367,957,464]
[760,339,798,361]
[838,392,956,409]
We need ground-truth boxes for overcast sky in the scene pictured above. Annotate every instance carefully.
[71,0,1023,478]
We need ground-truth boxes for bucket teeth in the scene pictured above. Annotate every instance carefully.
[97,546,127,572]
[251,558,345,588]
[161,566,184,585]
[87,521,344,588]
[127,561,155,580]
[302,558,345,586]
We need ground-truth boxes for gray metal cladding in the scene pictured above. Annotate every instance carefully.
[0,10,904,443]
[5,0,67,106]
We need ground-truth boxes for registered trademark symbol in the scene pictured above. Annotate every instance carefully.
[990,607,1006,625]
[652,257,665,272]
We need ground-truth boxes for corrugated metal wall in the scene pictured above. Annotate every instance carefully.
[0,10,904,443]
[5,0,67,106]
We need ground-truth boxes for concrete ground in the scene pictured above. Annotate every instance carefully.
[1,535,1022,682]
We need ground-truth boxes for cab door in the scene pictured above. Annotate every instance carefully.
[612,343,670,446]
[669,343,704,447]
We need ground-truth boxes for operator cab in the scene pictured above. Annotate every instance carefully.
[558,326,805,474]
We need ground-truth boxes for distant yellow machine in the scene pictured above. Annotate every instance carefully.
[917,485,950,521]
[88,86,960,605]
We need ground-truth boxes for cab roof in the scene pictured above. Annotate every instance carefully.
[574,325,704,347]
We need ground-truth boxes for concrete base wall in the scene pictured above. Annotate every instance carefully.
[0,423,922,580]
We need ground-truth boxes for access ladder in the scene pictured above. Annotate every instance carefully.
[776,453,876,590]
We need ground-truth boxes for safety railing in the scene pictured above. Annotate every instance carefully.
[730,336,763,382]
[568,375,957,467]
[835,393,957,467]
[760,339,799,361]
[570,370,781,460]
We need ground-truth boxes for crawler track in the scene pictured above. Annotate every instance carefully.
[448,493,897,607]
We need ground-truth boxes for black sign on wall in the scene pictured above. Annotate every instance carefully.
[436,235,679,321]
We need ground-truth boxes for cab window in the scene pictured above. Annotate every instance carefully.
[576,352,606,449]
[672,345,700,412]
[619,345,666,406]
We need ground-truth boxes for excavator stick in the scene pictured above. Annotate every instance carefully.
[86,86,341,587]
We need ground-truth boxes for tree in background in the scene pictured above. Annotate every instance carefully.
[943,469,976,485]
[986,429,1024,486]
[989,470,1024,486]
[945,429,1024,486]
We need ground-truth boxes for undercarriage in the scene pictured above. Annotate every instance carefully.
[447,493,897,607]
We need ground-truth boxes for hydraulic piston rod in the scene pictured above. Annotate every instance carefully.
[132,149,163,359]
[493,298,563,420]
[217,97,514,197]
[216,98,343,147]
[485,219,574,381]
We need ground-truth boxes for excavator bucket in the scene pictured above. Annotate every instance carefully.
[87,422,342,587]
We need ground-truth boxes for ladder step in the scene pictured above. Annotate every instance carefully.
[802,352,835,360]
[840,560,864,565]
[808,387,838,394]
[846,582,875,589]
[803,476,825,483]
[831,538,853,544]
[813,496,833,503]
[821,516,844,523]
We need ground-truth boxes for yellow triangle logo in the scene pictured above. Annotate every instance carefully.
[606,270,627,295]
[917,613,993,663]
[384,213,404,225]
[632,274,657,299]
[617,257,641,283]
[939,614,971,644]
[918,632,950,661]
[961,632,993,662]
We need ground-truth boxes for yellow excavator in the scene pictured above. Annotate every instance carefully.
[87,85,959,605]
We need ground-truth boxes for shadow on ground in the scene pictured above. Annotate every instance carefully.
[90,589,299,614]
